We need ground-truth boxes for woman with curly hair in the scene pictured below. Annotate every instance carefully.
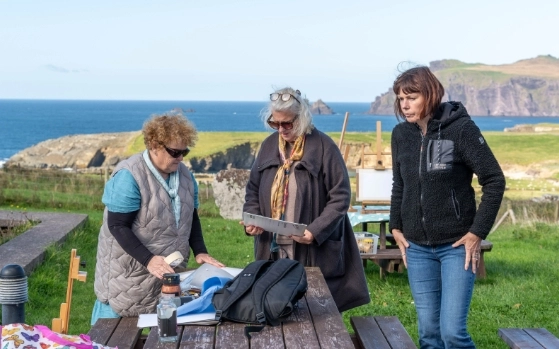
[92,113,223,324]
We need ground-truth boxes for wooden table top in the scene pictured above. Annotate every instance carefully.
[88,267,354,349]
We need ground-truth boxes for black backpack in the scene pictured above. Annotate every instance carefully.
[212,259,308,338]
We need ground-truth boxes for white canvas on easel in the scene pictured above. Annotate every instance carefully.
[355,168,392,204]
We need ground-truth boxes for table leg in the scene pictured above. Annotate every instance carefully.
[380,222,386,249]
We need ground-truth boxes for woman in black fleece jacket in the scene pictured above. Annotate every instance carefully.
[389,66,505,349]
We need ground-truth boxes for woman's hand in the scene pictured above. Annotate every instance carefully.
[239,221,264,235]
[290,229,314,244]
[147,255,175,279]
[195,253,225,268]
[452,232,482,273]
[392,229,409,268]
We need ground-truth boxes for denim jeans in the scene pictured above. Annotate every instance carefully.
[406,241,476,349]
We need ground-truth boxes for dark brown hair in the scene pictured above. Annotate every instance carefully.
[392,66,445,121]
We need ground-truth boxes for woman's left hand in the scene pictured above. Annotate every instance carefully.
[195,253,225,268]
[290,229,314,244]
[452,232,482,273]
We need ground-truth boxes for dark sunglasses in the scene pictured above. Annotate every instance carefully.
[267,115,297,130]
[163,145,190,158]
[270,90,301,104]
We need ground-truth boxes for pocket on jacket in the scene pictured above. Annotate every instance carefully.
[426,139,454,172]
[316,239,345,278]
[451,189,461,220]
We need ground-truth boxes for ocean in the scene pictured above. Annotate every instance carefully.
[2,99,559,165]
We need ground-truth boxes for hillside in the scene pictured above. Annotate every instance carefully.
[368,55,559,116]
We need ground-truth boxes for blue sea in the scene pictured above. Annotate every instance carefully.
[2,99,559,165]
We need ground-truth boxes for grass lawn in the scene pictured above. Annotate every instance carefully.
[1,129,559,347]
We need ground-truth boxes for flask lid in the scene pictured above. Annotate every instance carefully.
[162,273,180,285]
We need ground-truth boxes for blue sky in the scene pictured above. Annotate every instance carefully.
[1,0,557,102]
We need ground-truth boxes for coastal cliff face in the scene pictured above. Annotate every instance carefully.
[5,133,260,173]
[5,133,388,172]
[368,55,559,117]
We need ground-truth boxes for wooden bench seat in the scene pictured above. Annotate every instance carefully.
[350,316,417,349]
[360,235,493,279]
[498,328,559,348]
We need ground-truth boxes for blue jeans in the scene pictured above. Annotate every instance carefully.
[406,241,476,349]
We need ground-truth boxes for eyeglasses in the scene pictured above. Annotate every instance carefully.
[270,90,301,104]
[163,145,190,158]
[267,115,297,130]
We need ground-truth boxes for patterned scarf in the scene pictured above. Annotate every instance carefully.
[143,150,181,228]
[270,134,306,221]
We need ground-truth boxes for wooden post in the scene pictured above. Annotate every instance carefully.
[555,202,558,222]
[104,167,109,183]
[338,112,350,149]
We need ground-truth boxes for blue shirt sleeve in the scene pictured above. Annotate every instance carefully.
[191,172,199,209]
[102,169,141,213]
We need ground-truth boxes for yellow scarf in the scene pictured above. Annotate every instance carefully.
[270,135,305,220]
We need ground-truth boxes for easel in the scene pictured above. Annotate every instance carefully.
[338,112,351,162]
[52,249,87,334]
[356,121,391,211]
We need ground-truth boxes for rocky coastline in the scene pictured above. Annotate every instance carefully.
[4,132,391,173]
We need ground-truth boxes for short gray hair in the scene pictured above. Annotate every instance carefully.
[260,87,314,137]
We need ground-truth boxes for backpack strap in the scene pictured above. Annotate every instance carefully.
[214,260,272,322]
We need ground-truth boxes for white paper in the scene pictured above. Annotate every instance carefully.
[242,212,306,236]
[137,312,217,327]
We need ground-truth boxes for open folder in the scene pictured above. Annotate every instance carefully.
[242,212,306,236]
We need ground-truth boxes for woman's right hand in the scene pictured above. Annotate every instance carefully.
[392,229,409,268]
[146,255,175,279]
[239,221,264,235]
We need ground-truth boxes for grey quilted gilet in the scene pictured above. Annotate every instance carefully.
[94,153,194,316]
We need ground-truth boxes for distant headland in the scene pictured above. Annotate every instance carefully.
[367,55,559,117]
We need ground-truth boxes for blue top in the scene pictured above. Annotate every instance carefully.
[102,169,199,212]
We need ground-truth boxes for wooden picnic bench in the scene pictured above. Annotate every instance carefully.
[360,234,493,279]
[498,328,559,348]
[88,267,354,349]
[350,316,417,349]
[350,206,494,279]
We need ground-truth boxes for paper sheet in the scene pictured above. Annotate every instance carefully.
[242,212,306,236]
[137,312,217,327]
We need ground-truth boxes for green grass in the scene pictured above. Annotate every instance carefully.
[1,130,559,347]
[128,132,270,159]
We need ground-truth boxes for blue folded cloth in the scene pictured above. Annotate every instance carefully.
[176,276,231,316]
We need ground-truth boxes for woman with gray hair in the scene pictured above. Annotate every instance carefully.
[241,87,370,312]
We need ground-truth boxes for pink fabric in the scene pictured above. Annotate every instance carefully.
[1,323,117,349]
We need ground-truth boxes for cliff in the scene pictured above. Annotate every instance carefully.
[368,55,559,116]
[5,133,388,172]
[5,132,260,173]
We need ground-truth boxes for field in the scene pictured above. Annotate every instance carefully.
[1,130,558,348]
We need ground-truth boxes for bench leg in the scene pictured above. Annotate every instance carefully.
[477,252,487,279]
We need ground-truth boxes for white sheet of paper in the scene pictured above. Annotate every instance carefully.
[242,212,306,236]
[137,312,217,327]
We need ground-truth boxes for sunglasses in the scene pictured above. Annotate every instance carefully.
[163,145,190,158]
[270,90,301,104]
[267,115,297,130]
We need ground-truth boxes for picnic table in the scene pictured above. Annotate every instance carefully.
[347,205,404,278]
[88,267,354,349]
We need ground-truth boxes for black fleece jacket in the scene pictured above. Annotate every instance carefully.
[389,101,505,245]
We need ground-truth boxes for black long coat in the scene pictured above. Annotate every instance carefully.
[243,129,370,312]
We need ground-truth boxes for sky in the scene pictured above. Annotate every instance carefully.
[1,0,558,103]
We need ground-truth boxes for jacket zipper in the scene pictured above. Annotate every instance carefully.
[418,129,430,244]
